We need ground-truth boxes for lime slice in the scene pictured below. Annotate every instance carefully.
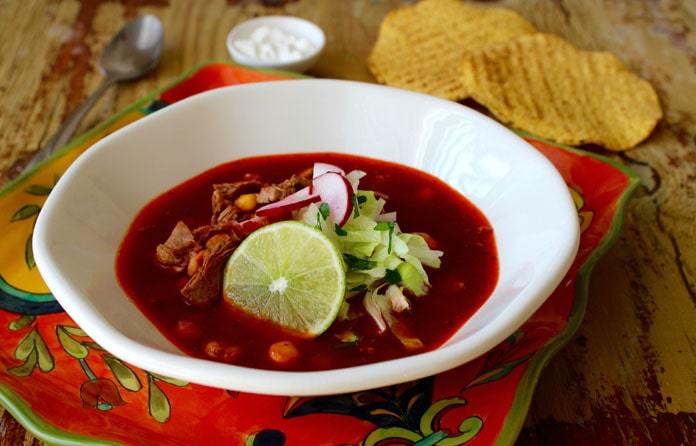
[223,221,345,337]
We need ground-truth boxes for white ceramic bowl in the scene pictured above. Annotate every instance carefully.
[226,16,325,73]
[33,80,579,396]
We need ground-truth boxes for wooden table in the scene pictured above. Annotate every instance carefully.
[1,0,694,444]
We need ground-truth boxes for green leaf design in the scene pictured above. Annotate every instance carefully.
[25,234,35,270]
[8,350,37,376]
[33,330,54,372]
[14,330,36,360]
[9,315,35,331]
[56,326,88,359]
[420,398,467,436]
[104,356,141,392]
[148,376,171,423]
[437,416,484,446]
[10,204,40,222]
[363,426,421,446]
[150,372,187,387]
[25,185,52,196]
[414,431,448,446]
[62,326,88,337]
[82,341,104,350]
[466,357,528,389]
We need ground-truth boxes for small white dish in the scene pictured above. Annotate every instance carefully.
[33,80,579,396]
[226,16,325,73]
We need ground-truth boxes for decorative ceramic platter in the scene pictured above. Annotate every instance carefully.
[0,64,638,446]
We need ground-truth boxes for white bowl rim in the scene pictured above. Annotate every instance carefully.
[34,79,579,396]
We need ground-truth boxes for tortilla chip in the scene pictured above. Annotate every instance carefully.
[460,33,662,150]
[368,0,536,100]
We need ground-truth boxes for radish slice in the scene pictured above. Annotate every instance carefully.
[230,216,271,238]
[256,187,320,218]
[312,172,353,226]
[313,162,346,179]
[238,216,270,235]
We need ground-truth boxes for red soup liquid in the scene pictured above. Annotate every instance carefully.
[116,153,498,371]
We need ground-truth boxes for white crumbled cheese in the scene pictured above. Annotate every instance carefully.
[233,25,315,63]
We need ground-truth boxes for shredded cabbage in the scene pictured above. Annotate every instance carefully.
[295,169,444,347]
[363,284,423,350]
[296,170,443,297]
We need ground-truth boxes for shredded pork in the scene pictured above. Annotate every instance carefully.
[155,172,308,307]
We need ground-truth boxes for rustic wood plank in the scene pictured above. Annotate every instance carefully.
[0,0,694,444]
[0,408,42,446]
[506,1,696,444]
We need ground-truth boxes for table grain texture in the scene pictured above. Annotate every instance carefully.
[0,0,695,445]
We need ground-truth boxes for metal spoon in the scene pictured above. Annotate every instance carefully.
[22,14,164,172]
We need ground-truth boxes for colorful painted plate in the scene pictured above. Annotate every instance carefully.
[0,63,638,446]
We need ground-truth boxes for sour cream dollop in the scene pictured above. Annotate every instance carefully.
[232,25,316,63]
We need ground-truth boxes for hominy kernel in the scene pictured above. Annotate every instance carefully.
[269,341,299,365]
[204,341,224,359]
[234,193,257,211]
[176,320,202,339]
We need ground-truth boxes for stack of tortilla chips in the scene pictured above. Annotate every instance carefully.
[368,0,662,150]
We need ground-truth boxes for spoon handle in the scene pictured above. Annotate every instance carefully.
[22,77,117,173]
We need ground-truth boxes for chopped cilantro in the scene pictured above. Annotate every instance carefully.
[319,203,330,220]
[357,195,368,204]
[335,224,348,236]
[343,254,376,271]
[374,222,396,254]
[349,284,368,292]
[351,194,360,218]
[385,268,402,284]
